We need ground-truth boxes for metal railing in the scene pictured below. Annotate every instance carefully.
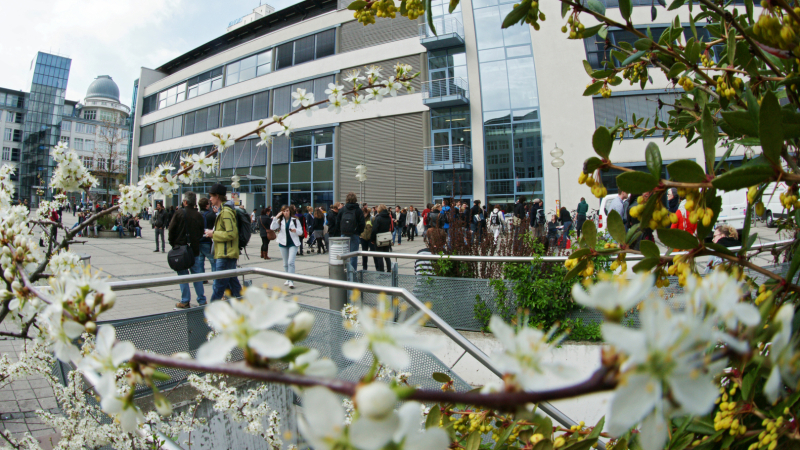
[418,16,465,39]
[338,238,795,263]
[424,144,472,168]
[422,77,469,100]
[107,267,585,438]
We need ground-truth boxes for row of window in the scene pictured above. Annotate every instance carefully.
[72,138,96,152]
[142,29,336,116]
[2,147,20,162]
[3,128,21,142]
[592,92,681,137]
[140,75,333,146]
[585,26,719,70]
[1,111,22,124]
[0,93,24,109]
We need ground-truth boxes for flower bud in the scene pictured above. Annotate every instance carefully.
[85,321,97,334]
[286,311,314,343]
[355,382,397,420]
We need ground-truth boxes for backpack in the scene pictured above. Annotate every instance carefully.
[536,209,545,226]
[427,212,440,227]
[490,212,500,226]
[441,209,450,225]
[360,220,373,240]
[340,207,358,236]
[225,205,252,250]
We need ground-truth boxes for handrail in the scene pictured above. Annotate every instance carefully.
[337,238,795,263]
[421,77,469,99]
[107,267,587,441]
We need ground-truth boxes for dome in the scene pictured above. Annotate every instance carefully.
[85,75,120,102]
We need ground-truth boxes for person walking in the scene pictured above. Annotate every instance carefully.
[359,206,374,271]
[393,206,405,245]
[313,207,327,254]
[258,207,273,260]
[251,208,258,233]
[667,188,680,213]
[325,203,339,250]
[559,206,573,249]
[370,204,393,273]
[470,200,484,244]
[530,199,544,238]
[295,207,307,256]
[153,203,166,252]
[198,198,217,272]
[337,192,366,272]
[406,206,418,242]
[171,192,207,309]
[488,205,505,240]
[547,214,560,249]
[204,183,241,301]
[609,191,628,224]
[576,197,589,239]
[271,205,303,289]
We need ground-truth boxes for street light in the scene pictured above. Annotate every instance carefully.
[550,144,565,207]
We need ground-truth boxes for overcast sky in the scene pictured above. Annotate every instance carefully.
[0,0,303,106]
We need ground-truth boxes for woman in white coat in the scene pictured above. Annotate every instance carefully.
[271,205,304,289]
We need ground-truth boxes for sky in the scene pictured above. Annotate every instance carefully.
[0,0,304,106]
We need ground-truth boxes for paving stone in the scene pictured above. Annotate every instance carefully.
[0,421,28,432]
[39,398,57,410]
[9,412,24,419]
[14,390,36,400]
[24,412,38,418]
[26,423,51,431]
[31,429,58,438]
[33,388,53,399]
[0,402,20,413]
[17,399,40,411]
[0,391,15,401]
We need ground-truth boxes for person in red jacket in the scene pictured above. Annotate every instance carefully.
[670,198,697,234]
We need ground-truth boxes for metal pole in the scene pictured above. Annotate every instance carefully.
[328,236,349,311]
[557,167,561,207]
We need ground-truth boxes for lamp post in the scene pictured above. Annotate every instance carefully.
[550,145,565,208]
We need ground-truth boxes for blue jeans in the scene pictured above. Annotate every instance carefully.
[279,245,298,274]
[393,227,402,244]
[348,234,360,272]
[211,258,241,301]
[560,221,573,248]
[117,226,126,237]
[178,255,206,305]
[198,241,216,272]
[134,227,141,237]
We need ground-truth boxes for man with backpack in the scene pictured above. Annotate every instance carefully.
[204,183,242,302]
[488,204,506,240]
[470,200,484,243]
[337,192,366,272]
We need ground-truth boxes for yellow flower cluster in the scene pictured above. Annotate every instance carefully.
[562,15,584,39]
[623,63,648,86]
[779,190,800,210]
[565,258,595,277]
[354,0,399,25]
[578,172,608,198]
[655,267,670,288]
[753,4,800,55]
[713,385,747,436]
[680,188,714,226]
[716,76,744,100]
[667,255,694,286]
[701,53,714,67]
[405,0,424,20]
[628,195,673,229]
[752,416,785,450]
[678,75,695,91]
[755,284,774,306]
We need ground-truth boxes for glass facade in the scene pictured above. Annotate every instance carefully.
[271,127,334,210]
[471,0,543,208]
[20,52,71,203]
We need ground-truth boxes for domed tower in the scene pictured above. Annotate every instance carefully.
[80,75,130,125]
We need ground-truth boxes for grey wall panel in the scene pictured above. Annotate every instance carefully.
[363,116,396,206]
[393,113,425,207]
[338,121,365,201]
[340,18,419,53]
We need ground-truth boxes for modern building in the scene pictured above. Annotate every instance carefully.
[129,0,749,212]
[0,89,26,191]
[228,3,276,32]
[58,75,131,204]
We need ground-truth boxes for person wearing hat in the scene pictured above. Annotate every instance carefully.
[203,183,241,301]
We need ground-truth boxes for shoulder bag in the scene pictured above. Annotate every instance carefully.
[167,215,195,271]
[376,217,393,247]
[260,217,277,241]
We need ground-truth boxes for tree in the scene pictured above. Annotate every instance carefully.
[91,118,128,204]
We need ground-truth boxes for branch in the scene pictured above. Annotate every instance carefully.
[701,248,800,293]
[131,351,617,411]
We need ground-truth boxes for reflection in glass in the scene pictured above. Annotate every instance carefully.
[475,7,504,50]
[479,61,510,111]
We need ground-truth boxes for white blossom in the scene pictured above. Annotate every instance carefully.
[276,120,295,137]
[327,95,349,114]
[572,274,653,314]
[78,325,135,377]
[393,402,449,449]
[379,77,401,97]
[764,304,799,403]
[344,69,366,84]
[288,348,337,378]
[292,88,315,108]
[325,83,345,98]
[355,382,397,420]
[394,62,413,77]
[365,65,382,81]
[351,94,366,110]
[402,81,415,94]
[364,87,384,102]
[211,133,234,153]
[342,295,444,371]
[257,130,273,148]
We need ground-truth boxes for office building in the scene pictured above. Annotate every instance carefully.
[0,89,26,192]
[130,0,746,211]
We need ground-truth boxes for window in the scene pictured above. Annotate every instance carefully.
[84,109,97,120]
[74,138,84,150]
[154,116,183,143]
[99,110,116,123]
[140,125,155,146]
[271,127,335,209]
[3,128,10,140]
[1,147,9,160]
[62,120,71,131]
[85,140,95,151]
[11,130,20,143]
[60,137,69,146]
[585,26,670,70]
[75,123,86,133]
[142,95,158,115]
[593,92,682,137]
[187,67,224,99]
[275,29,336,71]
[86,124,96,134]
[158,83,187,109]
[225,50,272,87]
[82,156,93,168]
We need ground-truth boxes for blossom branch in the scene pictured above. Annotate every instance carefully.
[131,351,618,411]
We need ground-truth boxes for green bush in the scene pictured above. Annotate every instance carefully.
[97,215,115,230]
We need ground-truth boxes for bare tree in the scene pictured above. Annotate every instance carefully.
[92,118,128,204]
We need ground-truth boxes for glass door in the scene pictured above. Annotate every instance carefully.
[432,129,451,164]
[429,68,450,97]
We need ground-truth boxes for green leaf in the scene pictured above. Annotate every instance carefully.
[621,50,646,66]
[626,223,641,244]
[432,372,452,383]
[466,431,481,450]
[588,417,605,439]
[741,363,760,400]
[672,433,695,450]
[702,106,718,174]
[711,164,774,191]
[533,441,554,450]
[657,228,699,250]
[582,219,597,249]
[585,0,606,15]
[759,90,783,164]
[581,24,604,39]
[151,370,172,382]
[426,0,436,34]
[639,239,660,259]
[279,346,311,362]
[565,259,589,280]
[493,424,516,450]
[561,438,598,450]
[584,156,603,173]
[667,160,707,183]
[569,248,592,259]
[584,81,605,96]
[705,241,735,256]
[667,62,686,79]
[582,60,595,77]
[651,4,657,20]
[668,0,686,9]
[562,1,571,18]
[619,0,632,21]
[727,31,736,66]
[785,243,800,288]
[448,0,460,13]
[502,2,529,28]
[607,210,626,244]
[721,110,759,137]
[425,405,440,429]
[633,257,660,272]
[598,25,608,40]
[347,0,368,10]
[592,127,613,159]
[645,142,662,180]
[591,69,614,79]
[616,171,659,194]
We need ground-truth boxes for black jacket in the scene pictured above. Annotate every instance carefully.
[370,210,392,242]
[200,209,217,243]
[398,212,407,227]
[530,204,542,225]
[313,216,325,231]
[337,202,366,236]
[470,205,484,225]
[559,209,572,224]
[258,214,272,238]
[152,208,167,228]
[326,209,340,236]
[168,206,204,255]
[547,220,559,238]
[513,201,526,219]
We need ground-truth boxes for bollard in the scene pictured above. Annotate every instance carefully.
[328,237,350,311]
